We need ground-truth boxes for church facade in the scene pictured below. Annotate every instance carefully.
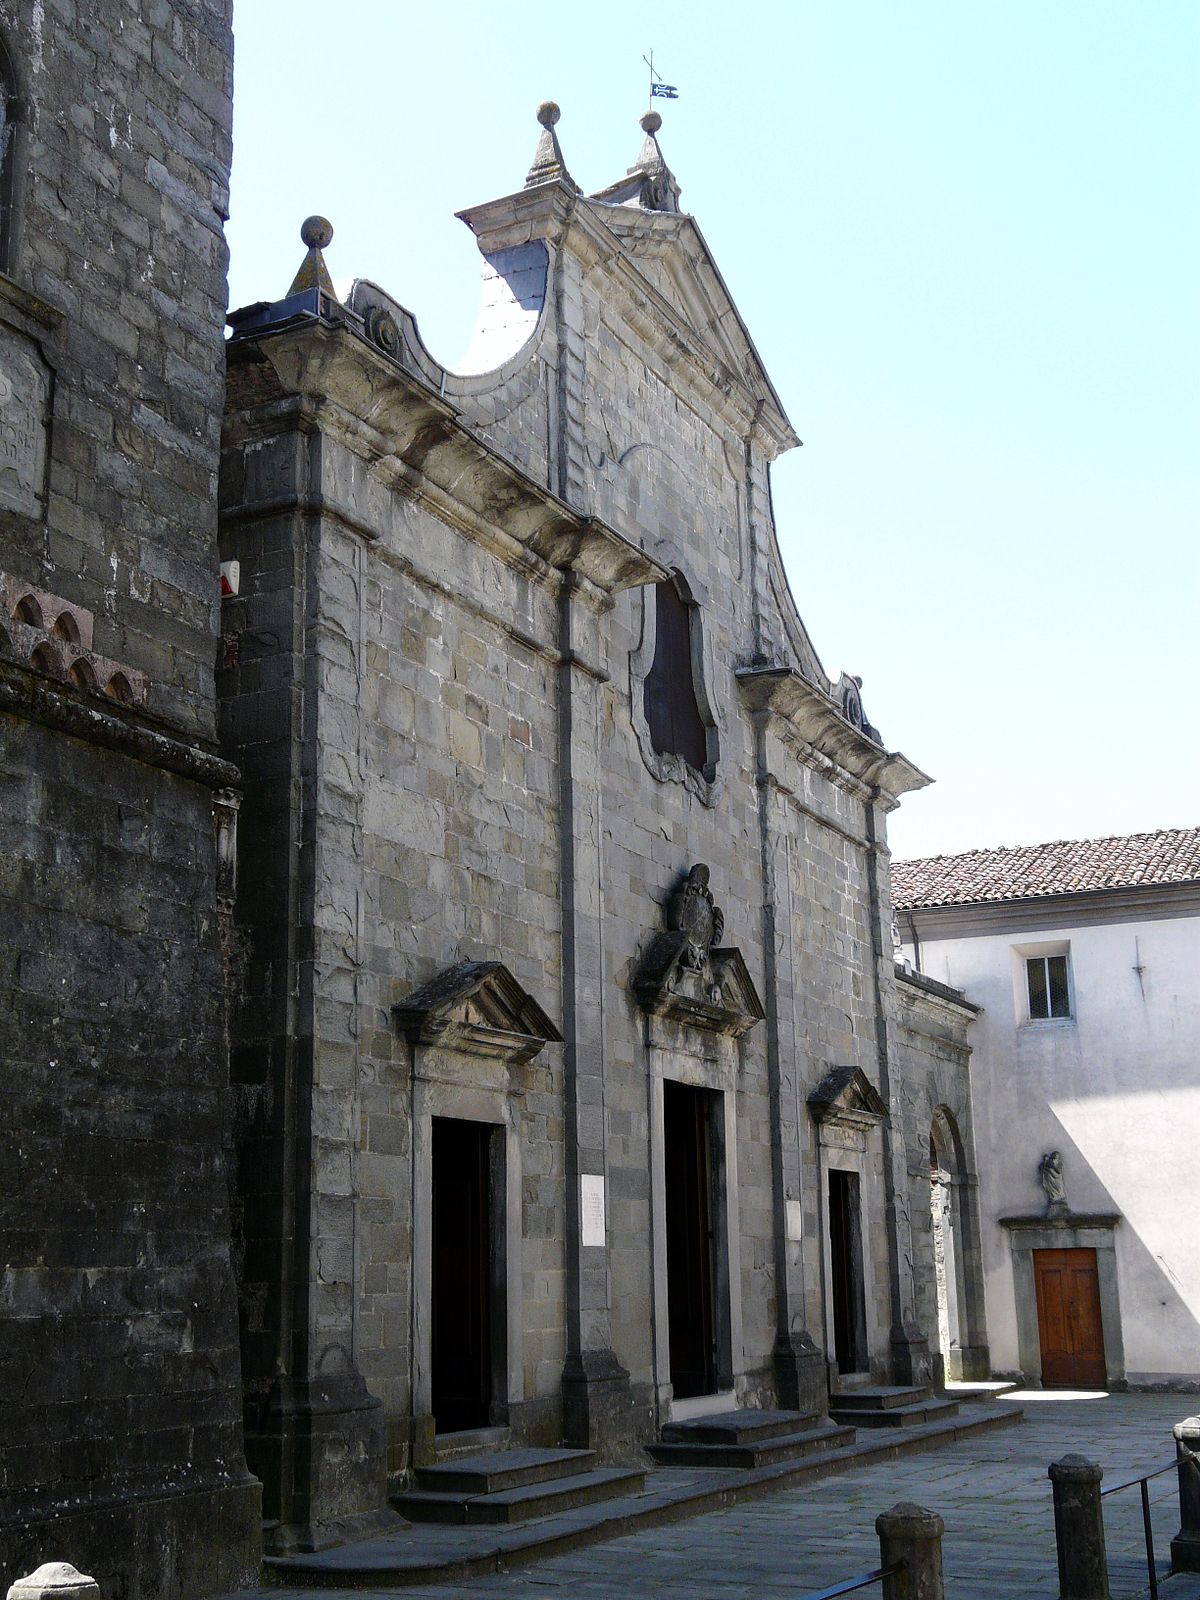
[219,105,991,1550]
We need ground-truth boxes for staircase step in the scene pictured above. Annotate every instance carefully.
[830,1397,960,1429]
[395,1466,644,1526]
[647,1420,855,1469]
[415,1447,595,1495]
[829,1384,932,1411]
[661,1408,818,1446]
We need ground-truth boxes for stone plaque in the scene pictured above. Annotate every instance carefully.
[0,326,51,519]
[580,1175,605,1248]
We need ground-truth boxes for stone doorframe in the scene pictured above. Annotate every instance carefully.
[394,962,563,1454]
[999,1212,1125,1389]
[808,1065,889,1384]
[646,1016,745,1420]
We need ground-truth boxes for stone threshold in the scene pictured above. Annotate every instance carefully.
[262,1401,1023,1589]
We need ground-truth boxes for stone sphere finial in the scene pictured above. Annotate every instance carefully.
[300,216,333,250]
[640,110,662,135]
[536,101,561,128]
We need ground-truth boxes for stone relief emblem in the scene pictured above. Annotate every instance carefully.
[1039,1150,1068,1215]
[633,863,762,1037]
[669,863,724,974]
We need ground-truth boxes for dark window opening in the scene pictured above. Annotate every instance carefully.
[643,580,708,773]
[1027,954,1071,1020]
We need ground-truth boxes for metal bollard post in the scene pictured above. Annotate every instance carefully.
[1049,1455,1109,1600]
[1171,1416,1200,1573]
[876,1502,945,1600]
[7,1566,101,1600]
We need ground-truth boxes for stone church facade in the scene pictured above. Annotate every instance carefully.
[0,1,998,1584]
[219,105,991,1551]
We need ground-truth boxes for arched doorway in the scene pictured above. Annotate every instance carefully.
[929,1110,965,1382]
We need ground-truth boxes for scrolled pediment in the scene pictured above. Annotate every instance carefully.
[393,961,562,1065]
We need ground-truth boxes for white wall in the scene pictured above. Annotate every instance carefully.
[900,913,1200,1384]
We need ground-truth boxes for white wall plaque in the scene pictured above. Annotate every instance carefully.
[786,1199,804,1242]
[580,1174,606,1248]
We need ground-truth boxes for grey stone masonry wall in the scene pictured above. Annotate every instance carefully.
[220,114,944,1543]
[0,3,259,1596]
[892,968,990,1383]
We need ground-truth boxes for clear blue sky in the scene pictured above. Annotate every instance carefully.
[228,1,1199,861]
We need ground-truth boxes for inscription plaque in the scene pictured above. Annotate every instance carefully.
[0,325,51,520]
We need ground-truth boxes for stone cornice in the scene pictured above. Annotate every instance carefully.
[894,964,981,1018]
[225,322,668,598]
[900,881,1200,942]
[737,665,930,804]
[0,657,238,789]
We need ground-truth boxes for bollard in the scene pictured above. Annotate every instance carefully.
[7,1566,100,1600]
[1171,1416,1200,1573]
[876,1502,945,1600]
[1049,1455,1109,1600]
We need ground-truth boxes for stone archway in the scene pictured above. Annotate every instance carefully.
[929,1115,963,1381]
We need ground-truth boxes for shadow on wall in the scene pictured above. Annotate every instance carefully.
[1000,1111,1200,1389]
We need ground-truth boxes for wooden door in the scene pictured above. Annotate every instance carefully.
[1034,1247,1106,1388]
[663,1080,718,1398]
[431,1117,493,1432]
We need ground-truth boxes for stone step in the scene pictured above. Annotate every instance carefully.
[415,1446,595,1496]
[660,1408,819,1446]
[395,1465,644,1526]
[267,1402,1024,1587]
[830,1397,960,1429]
[647,1420,855,1469]
[829,1384,933,1411]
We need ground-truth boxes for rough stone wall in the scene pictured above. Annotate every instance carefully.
[0,2,258,1593]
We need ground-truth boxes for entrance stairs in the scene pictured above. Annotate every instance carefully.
[647,1407,854,1468]
[265,1392,1023,1588]
[392,1446,644,1526]
[829,1383,961,1430]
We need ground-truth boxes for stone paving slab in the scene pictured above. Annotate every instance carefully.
[236,1394,1200,1600]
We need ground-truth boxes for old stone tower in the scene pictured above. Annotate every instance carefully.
[0,3,258,1595]
[220,106,991,1551]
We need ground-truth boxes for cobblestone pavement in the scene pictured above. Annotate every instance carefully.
[260,1394,1200,1600]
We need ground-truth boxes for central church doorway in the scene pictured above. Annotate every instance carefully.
[664,1080,719,1398]
[829,1168,868,1375]
[431,1117,497,1432]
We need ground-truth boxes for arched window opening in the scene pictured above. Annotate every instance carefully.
[643,579,708,774]
[30,641,60,677]
[53,611,80,644]
[106,671,133,704]
[14,592,42,627]
[67,657,96,690]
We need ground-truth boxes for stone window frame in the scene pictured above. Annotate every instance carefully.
[1011,938,1075,1028]
[628,550,725,807]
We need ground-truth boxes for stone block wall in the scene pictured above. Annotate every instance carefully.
[0,2,258,1593]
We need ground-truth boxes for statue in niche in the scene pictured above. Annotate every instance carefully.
[1039,1150,1068,1215]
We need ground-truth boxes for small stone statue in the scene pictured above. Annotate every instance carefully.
[1039,1150,1068,1215]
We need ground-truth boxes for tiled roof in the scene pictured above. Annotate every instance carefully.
[892,828,1200,910]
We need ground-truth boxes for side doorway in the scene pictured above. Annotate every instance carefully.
[1033,1246,1106,1389]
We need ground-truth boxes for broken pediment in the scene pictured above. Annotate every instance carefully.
[393,961,563,1064]
[633,865,765,1038]
[807,1065,888,1130]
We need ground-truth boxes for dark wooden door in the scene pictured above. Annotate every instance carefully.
[431,1117,492,1432]
[829,1168,867,1374]
[1034,1247,1106,1388]
[664,1080,717,1398]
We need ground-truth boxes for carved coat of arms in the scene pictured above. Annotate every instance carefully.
[633,864,763,1037]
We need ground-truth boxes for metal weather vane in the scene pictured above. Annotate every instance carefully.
[644,50,679,104]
